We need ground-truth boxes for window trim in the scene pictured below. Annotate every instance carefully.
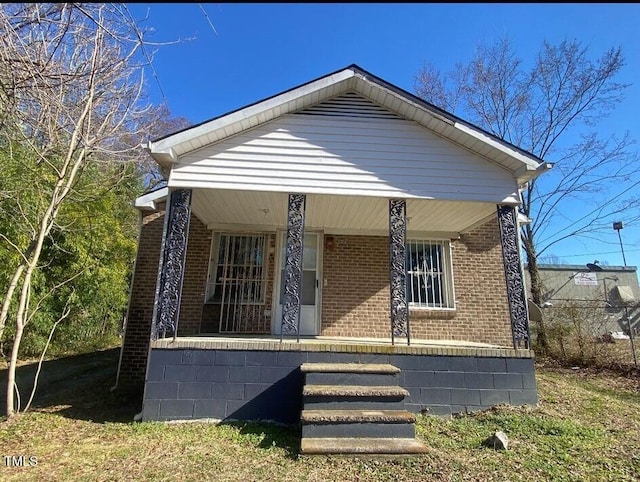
[406,238,456,310]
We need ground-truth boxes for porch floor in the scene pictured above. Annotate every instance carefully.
[152,334,534,359]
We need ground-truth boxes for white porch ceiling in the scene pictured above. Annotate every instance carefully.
[191,189,498,236]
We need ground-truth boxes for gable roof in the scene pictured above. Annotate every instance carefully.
[146,64,551,186]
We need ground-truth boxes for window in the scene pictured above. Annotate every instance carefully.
[407,240,454,309]
[206,233,267,304]
[205,233,268,332]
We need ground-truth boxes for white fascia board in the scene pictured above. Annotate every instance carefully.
[166,178,523,204]
[134,187,168,210]
[518,211,532,225]
[149,70,356,156]
[454,122,544,175]
[354,73,548,183]
[500,193,523,204]
[207,222,278,232]
[354,74,455,127]
[514,162,554,185]
[322,227,460,239]
[143,140,178,170]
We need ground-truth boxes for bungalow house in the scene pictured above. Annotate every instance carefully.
[116,65,550,454]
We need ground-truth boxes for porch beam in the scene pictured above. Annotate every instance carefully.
[281,193,306,340]
[151,188,193,340]
[497,204,530,349]
[389,199,410,345]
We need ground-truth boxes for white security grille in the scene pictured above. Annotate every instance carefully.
[407,240,453,308]
[207,234,267,332]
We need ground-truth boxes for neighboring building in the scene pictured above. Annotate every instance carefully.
[526,264,640,337]
[115,65,550,442]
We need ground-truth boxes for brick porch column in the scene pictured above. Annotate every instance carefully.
[497,204,530,348]
[281,193,306,340]
[151,188,193,340]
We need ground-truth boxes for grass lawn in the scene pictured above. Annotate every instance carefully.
[0,350,639,481]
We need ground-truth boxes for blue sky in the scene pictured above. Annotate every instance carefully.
[127,3,640,270]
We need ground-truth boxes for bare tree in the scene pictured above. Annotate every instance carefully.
[0,3,155,418]
[138,103,192,189]
[415,37,638,351]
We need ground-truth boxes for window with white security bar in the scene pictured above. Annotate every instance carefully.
[407,240,455,309]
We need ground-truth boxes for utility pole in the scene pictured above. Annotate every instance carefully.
[612,222,637,367]
[613,221,627,267]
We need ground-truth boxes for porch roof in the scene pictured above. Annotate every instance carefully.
[146,65,551,187]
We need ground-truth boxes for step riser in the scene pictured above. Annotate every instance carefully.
[304,397,406,411]
[302,423,415,439]
[299,363,427,455]
[300,363,400,375]
[300,438,429,455]
[304,372,398,386]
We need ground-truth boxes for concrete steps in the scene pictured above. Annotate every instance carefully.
[299,363,427,456]
[301,437,429,455]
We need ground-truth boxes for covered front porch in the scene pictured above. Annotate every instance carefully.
[146,186,532,349]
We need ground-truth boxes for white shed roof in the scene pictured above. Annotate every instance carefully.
[146,65,551,186]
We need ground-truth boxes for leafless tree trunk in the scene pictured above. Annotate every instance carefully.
[0,3,152,418]
[415,37,638,353]
[23,296,72,413]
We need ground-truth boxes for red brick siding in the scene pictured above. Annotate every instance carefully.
[321,235,390,338]
[177,215,210,336]
[117,207,165,389]
[117,205,210,389]
[321,217,513,347]
[443,217,513,346]
[119,212,515,390]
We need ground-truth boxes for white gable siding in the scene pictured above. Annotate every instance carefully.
[169,112,520,203]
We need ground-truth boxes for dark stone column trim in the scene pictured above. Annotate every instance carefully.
[389,199,410,345]
[497,204,530,348]
[151,189,193,340]
[281,193,306,340]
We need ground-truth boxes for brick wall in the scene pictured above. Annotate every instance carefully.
[321,217,513,346]
[445,217,513,346]
[177,216,210,336]
[117,206,165,390]
[120,211,516,391]
[321,235,390,338]
[117,204,211,390]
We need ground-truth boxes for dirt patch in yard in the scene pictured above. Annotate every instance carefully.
[0,347,141,422]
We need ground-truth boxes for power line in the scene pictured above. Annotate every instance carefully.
[546,248,640,259]
[539,177,640,248]
[198,4,219,37]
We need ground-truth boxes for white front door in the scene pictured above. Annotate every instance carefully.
[273,232,321,336]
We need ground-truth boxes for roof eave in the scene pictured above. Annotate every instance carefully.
[146,64,552,183]
[452,122,547,176]
[145,140,178,170]
[515,162,554,186]
[150,69,357,157]
[350,70,549,179]
[134,186,169,211]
